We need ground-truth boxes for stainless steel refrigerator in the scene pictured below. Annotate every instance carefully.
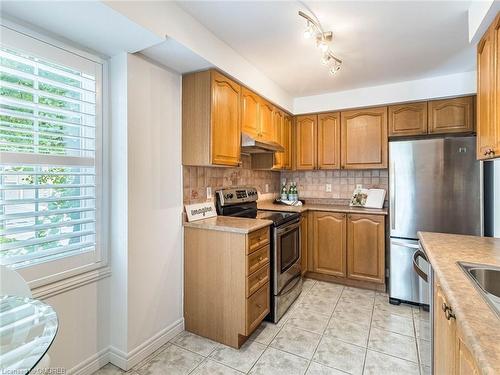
[389,136,482,306]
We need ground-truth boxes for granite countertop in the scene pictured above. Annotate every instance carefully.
[418,232,500,375]
[183,216,272,234]
[257,200,388,215]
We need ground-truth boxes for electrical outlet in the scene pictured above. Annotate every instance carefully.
[326,184,332,192]
[265,184,269,193]
[206,187,212,199]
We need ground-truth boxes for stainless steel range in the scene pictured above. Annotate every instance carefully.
[215,187,303,322]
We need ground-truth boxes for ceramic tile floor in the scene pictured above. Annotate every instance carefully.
[93,278,431,375]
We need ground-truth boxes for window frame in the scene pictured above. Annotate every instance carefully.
[0,22,109,289]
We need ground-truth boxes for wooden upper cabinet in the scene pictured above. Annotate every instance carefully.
[182,69,241,167]
[428,96,474,135]
[211,71,241,166]
[477,15,499,160]
[282,115,292,169]
[296,115,317,170]
[241,87,260,139]
[341,107,388,169]
[312,212,347,277]
[273,109,284,169]
[346,214,385,283]
[388,102,428,136]
[317,112,341,169]
[259,100,274,141]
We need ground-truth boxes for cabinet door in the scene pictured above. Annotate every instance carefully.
[317,112,341,169]
[241,87,260,139]
[346,214,385,283]
[211,71,241,166]
[341,107,388,169]
[477,29,496,159]
[388,102,428,136]
[456,335,480,375]
[495,15,500,159]
[273,109,284,169]
[300,214,308,276]
[428,96,474,135]
[434,279,456,375]
[259,100,274,141]
[312,212,346,277]
[282,116,292,169]
[296,115,317,170]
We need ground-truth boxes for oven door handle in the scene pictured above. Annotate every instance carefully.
[413,249,429,283]
[278,273,301,297]
[276,221,300,235]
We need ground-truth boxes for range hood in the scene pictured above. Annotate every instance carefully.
[241,132,284,153]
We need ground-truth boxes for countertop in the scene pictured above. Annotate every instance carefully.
[183,216,272,234]
[257,200,388,215]
[418,232,500,375]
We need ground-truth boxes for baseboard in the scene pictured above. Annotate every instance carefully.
[69,318,184,374]
[110,318,185,371]
[69,347,110,375]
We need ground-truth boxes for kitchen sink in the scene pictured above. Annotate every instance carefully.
[458,262,500,318]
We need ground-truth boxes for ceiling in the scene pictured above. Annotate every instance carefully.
[177,1,476,97]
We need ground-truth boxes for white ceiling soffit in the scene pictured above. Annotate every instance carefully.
[177,0,477,97]
[0,0,163,57]
[140,39,213,74]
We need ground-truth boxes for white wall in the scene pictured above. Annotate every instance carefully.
[108,53,184,370]
[293,71,477,114]
[104,1,294,112]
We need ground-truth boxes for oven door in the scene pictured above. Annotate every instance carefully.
[274,218,301,294]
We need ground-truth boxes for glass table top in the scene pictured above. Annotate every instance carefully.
[0,295,58,374]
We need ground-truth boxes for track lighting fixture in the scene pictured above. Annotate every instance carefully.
[299,9,342,76]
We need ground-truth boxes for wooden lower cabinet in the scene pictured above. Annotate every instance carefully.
[184,225,270,348]
[433,276,481,375]
[312,212,347,277]
[346,214,385,284]
[308,211,385,288]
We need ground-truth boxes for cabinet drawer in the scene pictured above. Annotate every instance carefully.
[247,264,270,297]
[247,227,270,254]
[247,245,270,275]
[246,282,270,335]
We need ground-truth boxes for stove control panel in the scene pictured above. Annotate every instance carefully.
[216,187,258,206]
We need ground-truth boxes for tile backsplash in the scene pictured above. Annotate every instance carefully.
[183,155,280,204]
[281,169,388,200]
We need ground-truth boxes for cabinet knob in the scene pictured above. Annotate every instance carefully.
[445,308,456,321]
[484,148,495,157]
[441,302,448,312]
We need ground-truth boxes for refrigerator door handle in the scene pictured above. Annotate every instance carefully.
[390,159,396,231]
[392,241,420,249]
[413,249,429,283]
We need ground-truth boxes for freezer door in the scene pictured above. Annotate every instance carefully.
[389,238,428,304]
[389,137,481,239]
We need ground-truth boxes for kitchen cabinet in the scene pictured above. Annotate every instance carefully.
[308,211,385,288]
[341,107,388,169]
[428,97,474,135]
[184,225,271,348]
[434,279,457,374]
[312,212,346,277]
[300,213,308,276]
[477,13,500,160]
[273,109,284,169]
[433,276,481,375]
[388,102,428,137]
[182,69,241,166]
[241,87,260,139]
[346,214,385,284]
[296,115,317,170]
[259,100,275,142]
[282,115,292,169]
[317,112,341,169]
